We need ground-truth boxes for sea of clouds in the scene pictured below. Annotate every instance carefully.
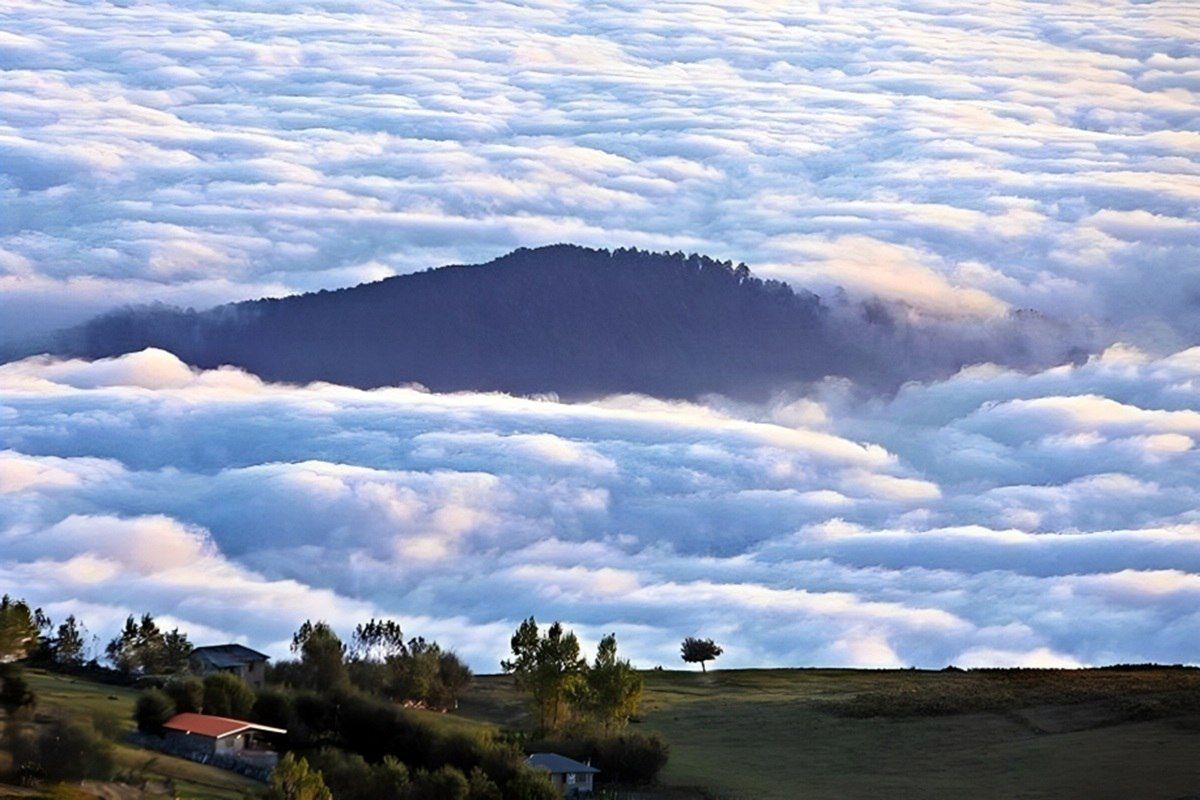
[3,345,1200,669]
[2,0,1199,668]
[1,0,1198,342]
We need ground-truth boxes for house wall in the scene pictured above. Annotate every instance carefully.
[164,730,217,757]
[188,657,267,689]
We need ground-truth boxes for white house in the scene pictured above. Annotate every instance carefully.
[162,712,285,770]
[526,753,599,797]
[189,643,270,688]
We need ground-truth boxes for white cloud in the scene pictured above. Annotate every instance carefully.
[3,347,1200,668]
[0,0,1196,346]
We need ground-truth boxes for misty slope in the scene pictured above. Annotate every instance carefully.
[39,245,1078,399]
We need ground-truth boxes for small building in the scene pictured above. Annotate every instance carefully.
[162,712,285,770]
[190,643,270,688]
[526,753,599,797]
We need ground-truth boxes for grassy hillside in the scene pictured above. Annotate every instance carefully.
[461,668,1200,800]
[16,666,1200,800]
[15,670,261,800]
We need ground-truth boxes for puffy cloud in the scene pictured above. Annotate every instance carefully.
[3,347,1200,668]
[0,0,1197,349]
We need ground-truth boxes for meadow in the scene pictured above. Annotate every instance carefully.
[10,666,1200,799]
[465,667,1200,800]
[9,670,261,800]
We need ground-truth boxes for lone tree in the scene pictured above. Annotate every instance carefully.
[680,637,723,672]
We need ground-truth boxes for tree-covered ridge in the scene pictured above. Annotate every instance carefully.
[39,244,1075,400]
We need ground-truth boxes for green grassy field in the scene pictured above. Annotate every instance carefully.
[14,666,1200,800]
[461,668,1200,800]
[16,670,261,800]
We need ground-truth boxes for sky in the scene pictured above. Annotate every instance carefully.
[1,0,1199,669]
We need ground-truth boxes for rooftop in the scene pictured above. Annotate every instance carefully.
[191,643,270,668]
[526,753,600,775]
[163,713,286,740]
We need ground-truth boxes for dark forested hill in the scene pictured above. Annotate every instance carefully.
[33,245,1078,399]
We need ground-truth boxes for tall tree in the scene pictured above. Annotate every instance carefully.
[583,633,643,732]
[680,637,723,673]
[267,753,333,800]
[292,620,348,689]
[106,614,191,674]
[52,615,86,667]
[350,618,406,662]
[501,618,586,731]
[0,595,43,662]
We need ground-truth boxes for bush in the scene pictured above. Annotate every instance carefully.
[37,717,115,781]
[164,676,204,713]
[594,733,669,784]
[253,688,297,731]
[203,672,255,718]
[410,765,469,800]
[0,664,36,717]
[527,732,668,785]
[305,748,374,800]
[134,688,175,733]
[372,756,410,800]
[500,768,559,800]
[267,753,332,800]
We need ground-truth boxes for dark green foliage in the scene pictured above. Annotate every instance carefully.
[134,688,175,733]
[527,733,669,786]
[304,748,374,800]
[202,672,255,718]
[0,595,44,662]
[0,665,36,717]
[253,687,298,731]
[373,756,411,799]
[291,620,349,690]
[262,688,548,799]
[680,637,723,672]
[105,614,191,675]
[410,765,469,800]
[52,615,86,666]
[164,675,204,713]
[502,618,586,731]
[467,767,503,800]
[504,622,642,734]
[500,768,560,800]
[35,717,116,781]
[292,619,471,711]
[580,634,643,732]
[351,618,407,662]
[267,753,332,800]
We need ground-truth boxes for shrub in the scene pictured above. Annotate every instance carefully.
[267,753,332,800]
[527,732,668,785]
[253,688,297,731]
[164,676,204,713]
[500,768,559,800]
[37,717,115,781]
[467,767,502,800]
[203,672,255,718]
[134,688,175,733]
[410,765,469,800]
[0,664,36,717]
[372,756,410,800]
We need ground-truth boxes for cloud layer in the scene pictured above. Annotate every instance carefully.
[3,347,1200,669]
[1,0,1197,343]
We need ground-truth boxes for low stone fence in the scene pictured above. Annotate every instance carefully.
[127,732,274,782]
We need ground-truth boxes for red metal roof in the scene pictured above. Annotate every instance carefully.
[162,713,285,739]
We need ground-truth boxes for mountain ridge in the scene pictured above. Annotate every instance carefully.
[27,244,1079,400]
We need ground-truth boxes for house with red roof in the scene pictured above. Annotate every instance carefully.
[162,712,286,770]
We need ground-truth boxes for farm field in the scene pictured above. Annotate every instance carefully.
[11,670,261,800]
[462,667,1200,800]
[11,666,1200,799]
